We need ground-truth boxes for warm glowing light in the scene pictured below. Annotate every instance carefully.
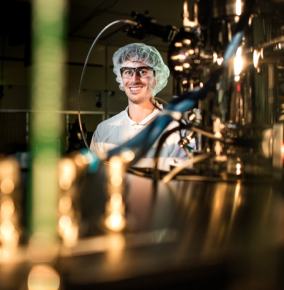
[59,177,72,190]
[105,212,126,232]
[0,160,15,177]
[62,222,78,247]
[183,39,191,45]
[174,66,183,71]
[174,42,183,47]
[1,228,19,246]
[234,75,240,82]
[105,234,126,264]
[27,265,60,290]
[171,54,186,61]
[188,113,196,121]
[0,178,15,194]
[110,193,123,209]
[59,215,71,230]
[215,132,222,139]
[109,156,123,170]
[1,220,14,237]
[111,174,123,187]
[1,197,15,217]
[58,215,78,246]
[217,57,223,66]
[253,49,260,68]
[281,142,284,164]
[107,156,126,232]
[58,159,76,190]
[0,248,10,262]
[234,182,241,205]
[236,162,242,175]
[200,82,204,88]
[182,79,188,85]
[213,52,218,63]
[121,150,135,163]
[58,196,72,213]
[187,49,195,55]
[236,0,242,16]
[183,63,190,68]
[214,118,223,155]
[74,154,89,167]
[0,220,19,246]
[234,47,243,77]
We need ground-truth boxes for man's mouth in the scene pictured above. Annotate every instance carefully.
[129,86,143,92]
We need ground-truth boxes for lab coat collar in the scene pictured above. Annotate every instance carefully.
[125,103,163,126]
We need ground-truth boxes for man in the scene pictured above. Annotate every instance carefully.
[90,43,190,167]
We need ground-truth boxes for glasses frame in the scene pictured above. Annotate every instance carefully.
[120,66,156,79]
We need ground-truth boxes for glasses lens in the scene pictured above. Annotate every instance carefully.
[121,68,134,78]
[121,67,154,78]
[136,67,153,78]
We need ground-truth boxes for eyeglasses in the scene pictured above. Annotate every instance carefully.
[120,66,155,79]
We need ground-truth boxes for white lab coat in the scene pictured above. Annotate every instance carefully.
[90,105,194,170]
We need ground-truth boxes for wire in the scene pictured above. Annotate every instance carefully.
[162,153,212,183]
[153,96,168,106]
[150,97,162,111]
[77,19,137,149]
[190,126,224,141]
[152,123,190,181]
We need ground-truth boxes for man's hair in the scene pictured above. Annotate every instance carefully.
[112,43,170,96]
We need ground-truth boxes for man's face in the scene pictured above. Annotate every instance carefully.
[121,61,156,105]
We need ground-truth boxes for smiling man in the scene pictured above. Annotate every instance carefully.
[90,43,188,164]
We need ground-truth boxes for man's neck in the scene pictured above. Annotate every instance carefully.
[128,100,156,124]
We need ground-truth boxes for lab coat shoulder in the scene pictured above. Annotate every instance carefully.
[95,111,126,141]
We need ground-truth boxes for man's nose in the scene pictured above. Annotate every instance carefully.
[131,71,140,80]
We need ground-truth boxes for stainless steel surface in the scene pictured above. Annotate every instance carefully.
[52,165,284,289]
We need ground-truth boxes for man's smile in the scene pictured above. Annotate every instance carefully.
[128,85,144,93]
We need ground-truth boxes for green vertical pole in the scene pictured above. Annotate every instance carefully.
[29,0,67,251]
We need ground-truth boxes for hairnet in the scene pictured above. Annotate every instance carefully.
[112,43,170,96]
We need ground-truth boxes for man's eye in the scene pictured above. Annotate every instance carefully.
[124,70,132,75]
[140,70,147,75]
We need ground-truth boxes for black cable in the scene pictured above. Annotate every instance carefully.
[150,97,162,111]
[100,24,128,41]
[154,96,168,106]
[77,19,137,149]
[152,123,190,181]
